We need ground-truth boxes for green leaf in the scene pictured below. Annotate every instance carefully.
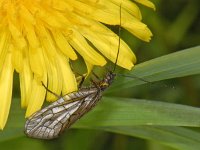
[109,46,200,92]
[90,126,200,150]
[2,97,200,136]
[2,97,200,150]
[75,97,200,127]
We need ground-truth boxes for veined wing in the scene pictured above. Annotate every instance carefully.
[25,87,100,139]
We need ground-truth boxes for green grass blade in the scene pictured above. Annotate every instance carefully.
[75,97,200,127]
[91,126,200,150]
[8,89,200,133]
[109,46,200,92]
[1,96,200,150]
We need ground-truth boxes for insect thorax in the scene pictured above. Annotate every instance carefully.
[99,71,116,91]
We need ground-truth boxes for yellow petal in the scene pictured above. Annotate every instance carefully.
[24,23,40,49]
[85,60,94,76]
[19,4,36,25]
[67,29,106,66]
[29,47,45,78]
[57,53,77,94]
[36,24,57,60]
[80,24,136,70]
[36,5,69,28]
[72,1,152,42]
[134,0,156,10]
[122,19,153,42]
[8,22,27,50]
[45,58,62,102]
[72,1,137,26]
[25,76,47,117]
[110,0,142,20]
[11,45,23,73]
[0,53,14,129]
[52,31,77,60]
[50,0,73,12]
[20,54,33,108]
[0,30,10,70]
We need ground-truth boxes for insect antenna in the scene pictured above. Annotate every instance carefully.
[117,73,175,89]
[111,3,151,85]
[117,73,152,84]
[110,3,174,89]
[112,3,122,73]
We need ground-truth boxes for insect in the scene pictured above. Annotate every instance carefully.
[24,71,116,139]
[24,5,123,140]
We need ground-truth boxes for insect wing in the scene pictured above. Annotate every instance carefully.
[25,97,82,139]
[25,88,100,139]
[61,90,102,130]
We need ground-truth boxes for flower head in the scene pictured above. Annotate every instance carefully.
[0,0,155,129]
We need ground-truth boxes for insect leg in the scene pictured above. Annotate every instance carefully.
[41,82,60,98]
[76,74,85,88]
[90,79,100,89]
[92,71,100,81]
[69,61,86,88]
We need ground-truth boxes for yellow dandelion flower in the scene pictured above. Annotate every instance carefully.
[0,0,155,129]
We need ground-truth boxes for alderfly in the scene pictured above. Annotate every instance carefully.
[24,5,123,139]
[24,72,116,139]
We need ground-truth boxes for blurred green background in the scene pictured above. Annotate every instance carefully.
[1,0,200,150]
